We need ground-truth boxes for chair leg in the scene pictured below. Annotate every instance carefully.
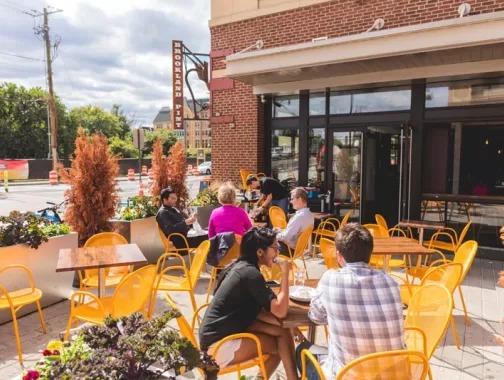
[36,301,47,334]
[64,316,75,342]
[189,290,198,316]
[148,288,159,318]
[428,367,434,380]
[458,285,471,326]
[11,311,23,365]
[206,268,217,303]
[301,257,309,279]
[450,316,461,349]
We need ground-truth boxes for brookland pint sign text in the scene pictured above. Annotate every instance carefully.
[172,40,184,130]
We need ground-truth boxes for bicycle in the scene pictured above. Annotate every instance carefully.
[35,200,66,224]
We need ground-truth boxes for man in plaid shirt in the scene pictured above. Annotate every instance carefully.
[296,223,405,380]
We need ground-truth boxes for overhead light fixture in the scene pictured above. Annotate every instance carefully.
[362,18,385,34]
[485,139,489,145]
[499,149,502,154]
[458,3,471,18]
[236,40,264,55]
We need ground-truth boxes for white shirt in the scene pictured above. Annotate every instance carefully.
[276,207,314,249]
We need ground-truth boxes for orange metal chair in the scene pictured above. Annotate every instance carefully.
[336,350,431,380]
[340,211,353,226]
[149,240,210,316]
[282,225,314,277]
[312,218,340,257]
[157,223,197,266]
[319,238,339,270]
[394,263,463,349]
[406,240,477,326]
[424,220,472,254]
[269,206,287,229]
[166,295,269,379]
[79,232,130,293]
[301,349,326,380]
[363,224,406,270]
[206,234,242,302]
[240,169,266,190]
[0,265,46,365]
[65,265,157,340]
[404,283,454,365]
[375,214,414,239]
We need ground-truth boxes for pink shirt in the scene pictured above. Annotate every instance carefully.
[208,205,253,238]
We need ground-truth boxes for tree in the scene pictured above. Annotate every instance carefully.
[59,128,120,246]
[66,105,122,139]
[0,83,66,159]
[167,141,188,211]
[108,134,138,158]
[110,104,135,140]
[144,128,178,156]
[150,138,171,201]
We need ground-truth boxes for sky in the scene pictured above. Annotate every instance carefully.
[0,0,211,125]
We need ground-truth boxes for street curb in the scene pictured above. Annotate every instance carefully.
[7,175,199,187]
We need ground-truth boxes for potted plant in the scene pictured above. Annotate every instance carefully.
[110,196,165,264]
[0,211,77,324]
[21,311,219,380]
[189,185,220,230]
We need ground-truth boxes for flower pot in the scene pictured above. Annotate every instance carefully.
[0,232,78,324]
[195,205,219,230]
[110,217,165,264]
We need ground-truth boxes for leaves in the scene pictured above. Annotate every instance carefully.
[58,128,120,246]
[118,196,159,221]
[144,128,178,156]
[0,211,48,249]
[189,188,219,207]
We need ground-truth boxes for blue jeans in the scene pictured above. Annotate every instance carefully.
[296,342,328,380]
[270,198,289,227]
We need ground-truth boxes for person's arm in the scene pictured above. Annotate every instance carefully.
[256,309,281,326]
[261,193,273,208]
[208,212,216,238]
[241,208,253,231]
[157,210,191,238]
[308,273,328,325]
[269,261,291,318]
[276,214,301,243]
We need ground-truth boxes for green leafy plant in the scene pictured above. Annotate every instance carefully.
[189,188,219,207]
[41,223,71,238]
[24,311,219,380]
[118,196,159,221]
[0,211,48,249]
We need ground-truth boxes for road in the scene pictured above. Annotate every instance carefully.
[0,177,201,216]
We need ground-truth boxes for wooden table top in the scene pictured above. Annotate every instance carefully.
[373,237,434,256]
[272,279,319,328]
[56,244,148,272]
[398,220,445,230]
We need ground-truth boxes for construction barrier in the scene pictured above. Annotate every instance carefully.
[142,165,147,176]
[49,171,58,185]
[138,180,144,197]
[193,167,198,176]
[128,169,135,181]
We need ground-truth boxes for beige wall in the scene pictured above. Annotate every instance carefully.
[210,0,332,26]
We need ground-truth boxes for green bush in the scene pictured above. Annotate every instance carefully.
[118,196,159,221]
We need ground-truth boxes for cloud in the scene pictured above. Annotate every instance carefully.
[0,0,210,124]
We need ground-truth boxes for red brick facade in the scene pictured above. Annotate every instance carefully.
[210,0,504,184]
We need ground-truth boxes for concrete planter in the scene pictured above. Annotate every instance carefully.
[0,232,78,324]
[110,217,164,264]
[195,205,219,230]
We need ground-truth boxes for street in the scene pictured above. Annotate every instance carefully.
[0,176,201,216]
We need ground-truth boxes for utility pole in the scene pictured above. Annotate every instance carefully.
[42,7,63,171]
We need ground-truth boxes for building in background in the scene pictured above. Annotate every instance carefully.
[209,0,504,250]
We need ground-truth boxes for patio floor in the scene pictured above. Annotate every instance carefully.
[1,255,503,379]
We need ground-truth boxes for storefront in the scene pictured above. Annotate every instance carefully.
[210,2,504,250]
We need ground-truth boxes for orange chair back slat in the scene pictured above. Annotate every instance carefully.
[363,224,388,238]
[292,225,314,260]
[111,265,156,318]
[269,206,287,229]
[405,283,453,359]
[336,350,430,380]
[341,211,353,226]
[457,221,473,248]
[320,238,339,270]
[452,240,478,282]
[84,232,129,277]
[189,241,211,287]
[375,214,389,235]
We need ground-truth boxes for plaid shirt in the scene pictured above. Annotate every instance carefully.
[308,262,406,379]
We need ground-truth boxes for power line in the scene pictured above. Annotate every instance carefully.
[0,1,41,16]
[0,51,43,61]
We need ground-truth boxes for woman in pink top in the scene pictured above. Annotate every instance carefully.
[208,183,253,238]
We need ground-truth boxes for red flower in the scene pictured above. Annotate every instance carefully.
[42,349,51,356]
[52,350,60,356]
[23,369,40,380]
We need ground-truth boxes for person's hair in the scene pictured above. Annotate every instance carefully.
[215,227,276,292]
[160,187,174,201]
[217,182,237,205]
[334,223,373,264]
[291,187,308,203]
[246,176,258,186]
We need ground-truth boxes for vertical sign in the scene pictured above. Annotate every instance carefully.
[172,40,184,130]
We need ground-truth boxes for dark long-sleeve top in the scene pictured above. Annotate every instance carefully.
[156,205,190,249]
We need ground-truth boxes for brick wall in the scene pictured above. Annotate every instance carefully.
[210,0,504,184]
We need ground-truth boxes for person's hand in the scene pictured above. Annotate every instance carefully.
[500,226,504,245]
[185,216,197,225]
[272,227,282,233]
[291,327,306,344]
[278,259,292,273]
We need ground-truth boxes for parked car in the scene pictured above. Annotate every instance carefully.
[198,161,211,175]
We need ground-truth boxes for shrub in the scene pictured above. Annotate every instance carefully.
[189,188,219,207]
[150,138,170,201]
[118,196,159,221]
[59,128,120,246]
[0,211,48,249]
[41,223,71,238]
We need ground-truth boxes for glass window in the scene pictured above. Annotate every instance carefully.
[272,95,300,118]
[309,93,326,116]
[308,129,326,189]
[426,77,504,108]
[271,129,299,183]
[330,88,411,114]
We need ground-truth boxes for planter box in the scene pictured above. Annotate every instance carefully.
[110,217,165,264]
[195,205,219,230]
[0,233,78,324]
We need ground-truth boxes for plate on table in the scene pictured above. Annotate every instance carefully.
[289,286,316,303]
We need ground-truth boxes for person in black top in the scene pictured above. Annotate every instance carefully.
[247,176,290,219]
[156,187,197,249]
[199,227,298,380]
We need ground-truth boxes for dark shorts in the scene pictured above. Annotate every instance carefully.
[296,341,328,380]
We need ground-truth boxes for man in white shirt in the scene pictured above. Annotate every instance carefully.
[275,188,314,255]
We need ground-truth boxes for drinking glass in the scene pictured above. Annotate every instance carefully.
[294,268,307,287]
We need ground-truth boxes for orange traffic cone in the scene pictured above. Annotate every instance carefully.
[138,180,144,197]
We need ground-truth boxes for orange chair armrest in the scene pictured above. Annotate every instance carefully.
[443,227,460,241]
[213,333,265,358]
[191,303,210,332]
[159,253,188,269]
[428,258,451,268]
[428,232,456,250]
[0,285,14,307]
[404,327,428,356]
[388,228,407,237]
[0,265,36,291]
[389,273,414,296]
[157,266,190,283]
[70,291,106,313]
[301,349,326,380]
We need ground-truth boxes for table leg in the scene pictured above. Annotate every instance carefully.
[307,325,316,343]
[383,254,390,273]
[415,228,425,268]
[98,268,106,298]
